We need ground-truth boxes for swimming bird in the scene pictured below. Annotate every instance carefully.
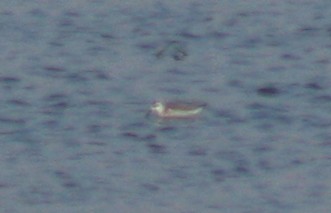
[149,101,205,118]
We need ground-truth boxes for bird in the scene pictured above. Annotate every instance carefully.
[149,101,205,118]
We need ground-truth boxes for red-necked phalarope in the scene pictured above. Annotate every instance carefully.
[149,101,205,118]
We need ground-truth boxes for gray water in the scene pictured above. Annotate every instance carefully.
[0,1,331,212]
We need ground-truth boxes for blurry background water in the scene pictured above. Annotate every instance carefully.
[0,0,331,212]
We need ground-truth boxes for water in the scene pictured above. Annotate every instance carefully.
[0,0,331,212]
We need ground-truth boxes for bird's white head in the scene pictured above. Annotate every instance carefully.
[150,101,165,114]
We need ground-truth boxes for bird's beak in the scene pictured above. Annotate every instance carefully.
[145,110,152,118]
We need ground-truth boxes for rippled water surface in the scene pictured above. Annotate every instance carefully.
[1,1,331,212]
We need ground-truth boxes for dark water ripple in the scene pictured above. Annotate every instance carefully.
[146,143,167,154]
[0,116,26,125]
[247,102,292,125]
[210,150,251,180]
[0,76,20,83]
[256,85,281,97]
[187,146,208,157]
[39,93,76,120]
[6,99,31,107]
